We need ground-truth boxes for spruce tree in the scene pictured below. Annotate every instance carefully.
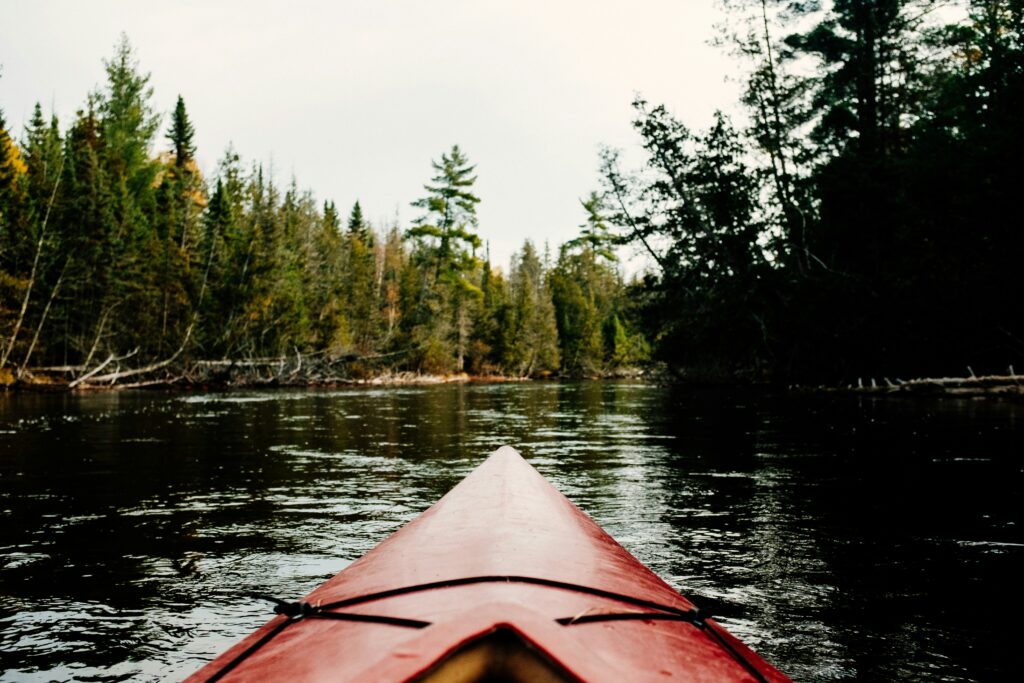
[506,241,560,376]
[346,201,377,351]
[167,95,196,168]
[347,200,371,243]
[22,104,63,211]
[100,34,159,188]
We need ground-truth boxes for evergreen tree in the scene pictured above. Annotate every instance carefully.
[601,101,767,375]
[100,34,160,192]
[197,178,233,355]
[505,241,560,376]
[347,200,372,243]
[549,248,606,376]
[346,201,377,351]
[311,199,350,353]
[565,192,617,261]
[167,95,196,168]
[379,225,407,347]
[406,145,483,371]
[470,249,511,373]
[22,104,63,214]
[408,144,482,284]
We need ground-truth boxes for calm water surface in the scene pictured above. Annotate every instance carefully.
[0,383,1021,681]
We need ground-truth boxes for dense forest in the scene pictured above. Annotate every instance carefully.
[602,0,1023,382]
[2,0,1023,388]
[0,37,646,386]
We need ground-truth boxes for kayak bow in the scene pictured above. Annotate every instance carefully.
[185,446,791,682]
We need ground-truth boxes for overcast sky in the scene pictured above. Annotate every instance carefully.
[0,0,742,270]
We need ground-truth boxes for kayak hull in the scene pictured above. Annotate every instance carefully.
[185,446,791,682]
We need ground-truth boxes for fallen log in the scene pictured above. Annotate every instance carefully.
[68,349,139,389]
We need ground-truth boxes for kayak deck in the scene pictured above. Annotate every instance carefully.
[185,446,791,682]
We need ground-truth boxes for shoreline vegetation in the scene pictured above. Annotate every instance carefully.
[4,354,651,391]
[1,39,649,391]
[5,356,1022,401]
[4,2,1023,392]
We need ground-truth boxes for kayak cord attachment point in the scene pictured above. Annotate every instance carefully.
[251,593,431,627]
[205,595,432,683]
[250,594,315,617]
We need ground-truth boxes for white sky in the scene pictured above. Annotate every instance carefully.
[0,0,742,271]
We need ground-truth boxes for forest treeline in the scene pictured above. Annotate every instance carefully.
[600,0,1023,381]
[3,0,1023,388]
[0,36,646,386]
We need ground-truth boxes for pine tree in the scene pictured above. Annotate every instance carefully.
[565,192,617,261]
[406,145,483,371]
[408,144,481,284]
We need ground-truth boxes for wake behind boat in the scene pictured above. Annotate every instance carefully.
[186,446,791,682]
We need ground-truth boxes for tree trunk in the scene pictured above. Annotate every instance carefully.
[0,159,62,368]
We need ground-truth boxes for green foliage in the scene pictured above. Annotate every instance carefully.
[549,194,645,377]
[346,202,377,351]
[405,145,485,372]
[504,241,560,376]
[408,144,481,281]
[0,40,649,380]
[599,0,1024,381]
[100,34,160,194]
[0,108,28,261]
[168,95,196,167]
[565,192,617,261]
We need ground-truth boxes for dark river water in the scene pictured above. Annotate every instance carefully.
[0,382,1021,681]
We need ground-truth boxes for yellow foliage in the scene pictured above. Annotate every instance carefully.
[151,152,208,209]
[0,132,28,178]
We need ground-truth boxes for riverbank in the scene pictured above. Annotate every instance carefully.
[1,354,655,392]
[2,363,520,392]
[800,371,1024,399]
[5,358,1020,399]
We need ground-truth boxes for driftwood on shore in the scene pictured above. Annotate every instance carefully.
[827,368,1024,398]
[9,346,514,391]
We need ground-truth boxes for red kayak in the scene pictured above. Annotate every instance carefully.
[185,447,792,682]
